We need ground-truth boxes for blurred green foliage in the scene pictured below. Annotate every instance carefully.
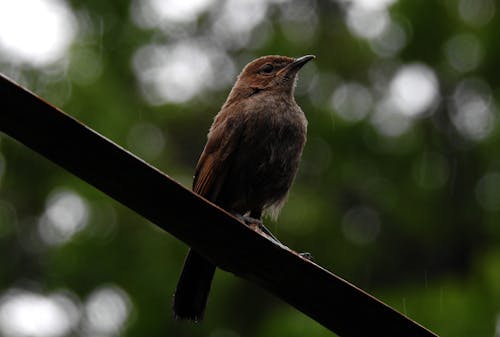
[1,0,499,336]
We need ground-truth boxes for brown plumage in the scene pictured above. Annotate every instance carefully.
[173,54,315,321]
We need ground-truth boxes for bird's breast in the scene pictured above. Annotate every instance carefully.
[217,96,307,214]
[239,102,306,182]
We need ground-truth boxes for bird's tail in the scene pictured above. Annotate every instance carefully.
[173,249,216,321]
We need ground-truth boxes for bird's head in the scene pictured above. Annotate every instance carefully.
[230,55,315,98]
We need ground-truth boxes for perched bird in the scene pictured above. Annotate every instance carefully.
[173,54,315,321]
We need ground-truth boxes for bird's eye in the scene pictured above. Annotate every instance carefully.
[260,64,274,74]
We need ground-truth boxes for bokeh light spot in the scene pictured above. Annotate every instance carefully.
[212,0,270,49]
[331,82,373,122]
[279,0,318,46]
[449,78,496,141]
[133,0,214,26]
[371,98,412,137]
[370,63,438,137]
[346,7,390,40]
[83,286,132,336]
[458,0,495,27]
[475,172,500,212]
[0,289,79,337]
[389,64,439,117]
[133,41,235,105]
[370,20,407,58]
[342,0,396,11]
[68,48,103,86]
[38,189,89,246]
[0,0,77,66]
[127,122,166,161]
[444,33,483,73]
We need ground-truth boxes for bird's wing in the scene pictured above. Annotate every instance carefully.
[193,116,243,201]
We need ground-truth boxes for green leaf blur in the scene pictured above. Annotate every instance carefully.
[0,0,499,336]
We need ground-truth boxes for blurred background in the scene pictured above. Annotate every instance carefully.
[0,0,499,336]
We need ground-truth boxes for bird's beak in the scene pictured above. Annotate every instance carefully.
[291,55,316,69]
[279,55,316,77]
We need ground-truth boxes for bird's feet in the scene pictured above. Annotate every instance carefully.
[234,213,283,245]
[233,213,313,260]
[299,252,314,261]
[235,214,263,227]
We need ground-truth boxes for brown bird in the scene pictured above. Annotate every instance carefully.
[173,54,315,321]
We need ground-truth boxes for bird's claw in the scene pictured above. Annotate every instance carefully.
[233,213,284,245]
[234,214,313,260]
[235,214,262,227]
[299,252,314,261]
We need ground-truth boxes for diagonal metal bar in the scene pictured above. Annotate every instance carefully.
[0,73,438,337]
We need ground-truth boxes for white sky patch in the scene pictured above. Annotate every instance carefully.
[0,0,77,66]
[0,290,79,337]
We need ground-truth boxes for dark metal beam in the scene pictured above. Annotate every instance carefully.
[0,73,438,337]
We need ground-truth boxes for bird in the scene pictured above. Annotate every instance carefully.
[173,54,315,322]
